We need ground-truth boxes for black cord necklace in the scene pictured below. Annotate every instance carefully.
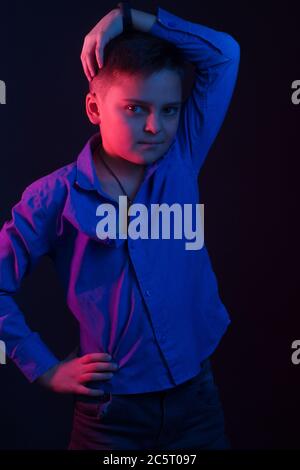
[97,144,133,206]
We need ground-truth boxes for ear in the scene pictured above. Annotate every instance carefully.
[85,92,101,125]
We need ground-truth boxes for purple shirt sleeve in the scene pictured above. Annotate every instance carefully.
[0,183,60,382]
[149,7,240,176]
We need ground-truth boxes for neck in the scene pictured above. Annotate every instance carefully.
[93,144,146,203]
[97,144,145,181]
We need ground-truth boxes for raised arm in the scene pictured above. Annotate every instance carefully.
[81,6,240,176]
[148,7,240,176]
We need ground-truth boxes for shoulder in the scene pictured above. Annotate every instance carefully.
[21,161,77,213]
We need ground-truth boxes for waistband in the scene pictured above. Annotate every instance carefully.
[74,357,211,404]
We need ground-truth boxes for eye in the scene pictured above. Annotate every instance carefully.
[164,106,180,115]
[126,105,143,113]
[125,105,180,115]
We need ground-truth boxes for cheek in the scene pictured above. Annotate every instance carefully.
[113,118,135,140]
[118,130,138,151]
[166,119,180,139]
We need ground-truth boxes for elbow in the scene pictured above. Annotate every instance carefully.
[224,33,241,61]
[217,30,240,62]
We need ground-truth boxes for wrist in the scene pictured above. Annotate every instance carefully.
[36,363,58,387]
[131,8,156,33]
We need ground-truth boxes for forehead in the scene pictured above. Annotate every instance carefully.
[110,69,182,103]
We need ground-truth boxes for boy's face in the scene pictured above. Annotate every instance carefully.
[86,69,183,165]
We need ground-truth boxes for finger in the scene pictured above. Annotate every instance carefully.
[81,51,92,82]
[80,40,92,82]
[82,362,118,373]
[81,47,94,81]
[95,41,103,69]
[81,57,92,82]
[75,385,106,396]
[86,49,98,80]
[80,353,112,364]
[78,372,114,384]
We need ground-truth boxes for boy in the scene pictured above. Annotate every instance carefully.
[0,4,240,450]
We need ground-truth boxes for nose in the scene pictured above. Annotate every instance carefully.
[144,112,162,134]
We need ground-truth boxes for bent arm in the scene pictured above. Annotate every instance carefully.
[0,185,60,382]
[147,7,240,176]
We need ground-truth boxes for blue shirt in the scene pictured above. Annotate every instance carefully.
[0,7,240,393]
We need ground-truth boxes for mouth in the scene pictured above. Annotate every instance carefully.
[138,142,163,146]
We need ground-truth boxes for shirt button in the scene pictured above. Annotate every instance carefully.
[145,289,151,297]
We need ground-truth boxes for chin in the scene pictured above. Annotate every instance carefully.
[142,154,162,164]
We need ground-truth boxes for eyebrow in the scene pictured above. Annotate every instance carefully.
[122,99,182,106]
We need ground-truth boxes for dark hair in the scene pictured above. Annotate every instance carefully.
[89,30,187,101]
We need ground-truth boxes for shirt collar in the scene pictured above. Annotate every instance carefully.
[74,132,100,191]
[74,132,176,192]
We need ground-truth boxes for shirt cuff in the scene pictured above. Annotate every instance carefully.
[11,332,60,383]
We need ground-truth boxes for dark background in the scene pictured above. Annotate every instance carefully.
[0,0,299,450]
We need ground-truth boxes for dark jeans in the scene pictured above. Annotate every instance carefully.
[68,358,230,450]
